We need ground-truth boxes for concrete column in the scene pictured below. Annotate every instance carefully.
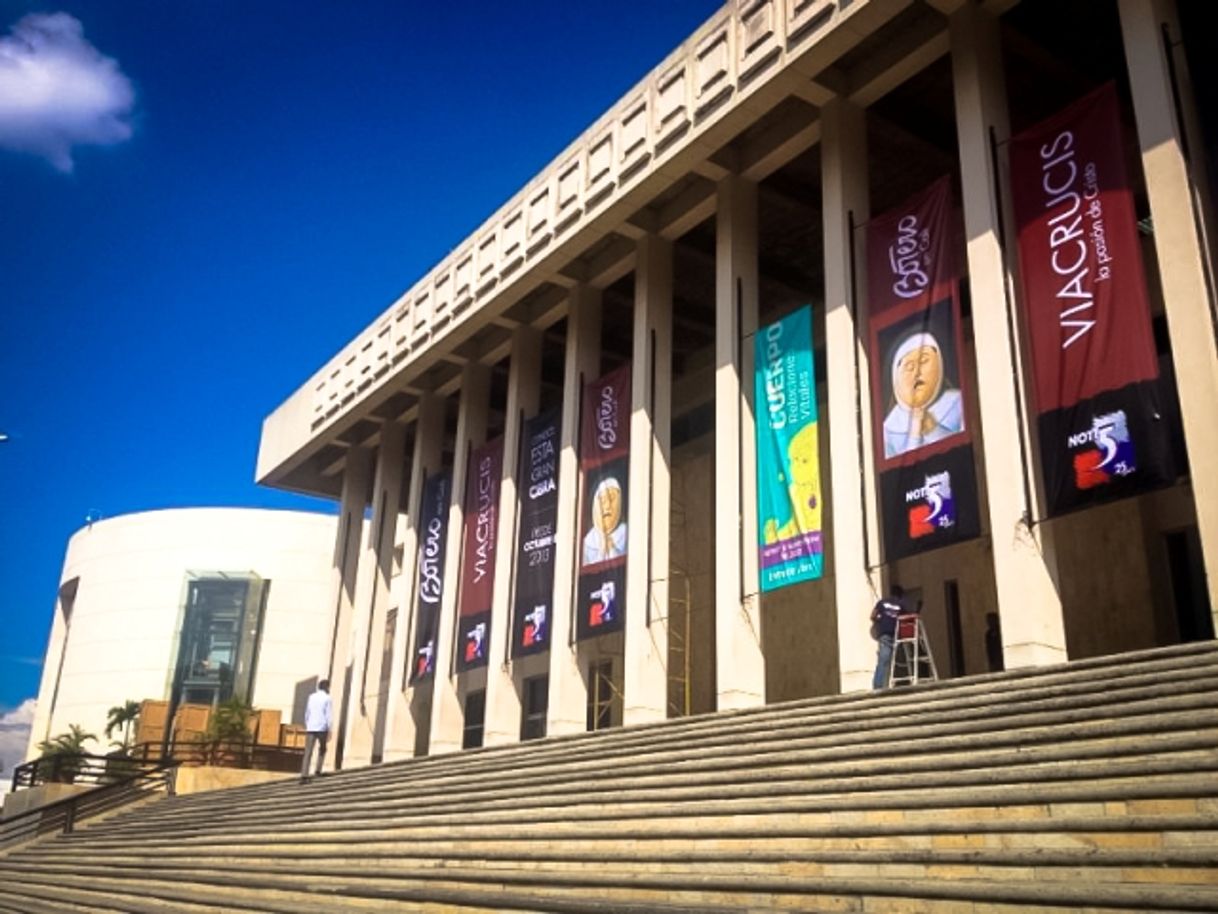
[341,424,407,767]
[429,362,490,754]
[383,393,444,761]
[484,326,543,746]
[950,4,1067,667]
[327,445,371,771]
[623,233,673,724]
[368,423,411,763]
[714,174,766,709]
[821,97,882,693]
[1120,0,1218,619]
[548,285,602,736]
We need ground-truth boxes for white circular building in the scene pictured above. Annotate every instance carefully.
[26,508,340,760]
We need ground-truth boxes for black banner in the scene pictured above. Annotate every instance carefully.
[409,470,451,684]
[511,409,561,658]
[1036,380,1177,516]
[878,439,981,560]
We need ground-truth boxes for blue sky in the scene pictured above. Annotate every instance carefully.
[0,0,721,715]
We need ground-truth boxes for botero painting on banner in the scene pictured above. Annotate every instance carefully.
[755,304,823,592]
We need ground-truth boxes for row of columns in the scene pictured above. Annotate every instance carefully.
[321,0,1218,762]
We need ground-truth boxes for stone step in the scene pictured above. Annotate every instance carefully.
[221,657,1218,796]
[82,700,1218,837]
[0,880,230,914]
[0,868,749,914]
[65,802,1218,866]
[4,857,1218,912]
[45,804,1218,875]
[10,838,1218,879]
[35,801,1217,850]
[23,820,1218,867]
[4,644,1215,913]
[188,704,1218,818]
[30,818,1218,867]
[144,643,1218,815]
[74,751,1218,843]
[137,698,1218,830]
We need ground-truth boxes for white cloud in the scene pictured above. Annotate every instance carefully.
[0,699,36,775]
[0,12,135,172]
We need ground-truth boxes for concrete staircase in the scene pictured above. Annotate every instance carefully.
[2,641,1216,913]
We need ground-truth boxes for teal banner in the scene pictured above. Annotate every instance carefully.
[755,305,823,592]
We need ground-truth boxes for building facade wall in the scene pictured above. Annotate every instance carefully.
[26,508,337,760]
[258,0,1218,765]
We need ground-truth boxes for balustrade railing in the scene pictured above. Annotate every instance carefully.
[2,740,305,850]
[1,754,177,850]
[9,750,156,792]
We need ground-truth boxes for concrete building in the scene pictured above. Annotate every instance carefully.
[256,0,1218,769]
[26,508,339,759]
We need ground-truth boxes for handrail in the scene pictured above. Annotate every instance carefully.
[154,741,304,772]
[10,748,164,793]
[11,741,305,794]
[0,758,177,851]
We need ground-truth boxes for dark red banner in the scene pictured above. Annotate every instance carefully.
[867,176,957,322]
[455,436,503,671]
[1011,82,1158,411]
[866,177,980,559]
[576,363,630,641]
[1011,83,1176,514]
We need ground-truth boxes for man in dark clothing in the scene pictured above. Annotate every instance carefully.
[871,585,911,689]
[985,612,1005,672]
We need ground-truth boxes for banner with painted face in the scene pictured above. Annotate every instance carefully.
[409,469,451,683]
[755,304,823,591]
[867,176,981,560]
[576,363,630,641]
[1010,82,1176,514]
[511,408,560,658]
[455,437,504,672]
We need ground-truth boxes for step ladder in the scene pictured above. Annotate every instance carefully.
[888,614,938,687]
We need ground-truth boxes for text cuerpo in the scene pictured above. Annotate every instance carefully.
[1039,129,1108,350]
[762,320,811,431]
[763,321,788,430]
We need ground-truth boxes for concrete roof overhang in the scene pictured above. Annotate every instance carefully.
[257,0,1038,501]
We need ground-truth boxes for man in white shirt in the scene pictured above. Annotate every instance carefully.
[300,679,332,782]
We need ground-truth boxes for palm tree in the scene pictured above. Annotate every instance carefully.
[104,700,141,753]
[36,724,98,783]
[38,723,97,756]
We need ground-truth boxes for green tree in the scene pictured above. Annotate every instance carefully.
[36,724,98,783]
[104,700,141,753]
[196,698,256,766]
